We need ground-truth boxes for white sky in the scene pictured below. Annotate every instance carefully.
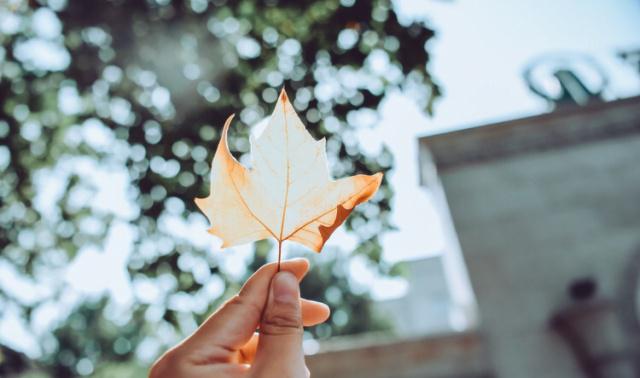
[2,0,640,357]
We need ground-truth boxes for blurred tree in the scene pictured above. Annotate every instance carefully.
[0,0,439,376]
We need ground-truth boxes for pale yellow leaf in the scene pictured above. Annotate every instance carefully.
[195,89,382,253]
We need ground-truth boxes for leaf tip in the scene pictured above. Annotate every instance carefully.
[194,196,208,212]
[224,114,235,131]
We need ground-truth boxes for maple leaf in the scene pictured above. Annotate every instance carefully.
[195,89,382,265]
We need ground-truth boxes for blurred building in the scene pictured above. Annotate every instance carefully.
[419,94,640,377]
[375,255,454,336]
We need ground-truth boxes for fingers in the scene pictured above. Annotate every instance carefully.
[238,333,259,364]
[260,272,303,337]
[239,300,330,363]
[302,299,330,326]
[251,272,307,377]
[150,349,249,378]
[239,258,310,299]
[181,259,309,359]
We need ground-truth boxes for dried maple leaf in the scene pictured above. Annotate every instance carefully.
[195,89,382,265]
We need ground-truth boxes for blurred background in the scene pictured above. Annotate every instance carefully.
[1,0,639,377]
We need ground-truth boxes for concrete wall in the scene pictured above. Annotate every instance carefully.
[306,332,491,378]
[419,97,640,378]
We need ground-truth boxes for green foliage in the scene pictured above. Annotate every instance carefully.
[0,0,438,376]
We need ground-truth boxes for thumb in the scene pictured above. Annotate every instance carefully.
[251,271,307,377]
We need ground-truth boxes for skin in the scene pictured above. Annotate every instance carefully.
[149,258,330,378]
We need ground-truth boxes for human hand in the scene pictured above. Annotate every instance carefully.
[149,258,330,378]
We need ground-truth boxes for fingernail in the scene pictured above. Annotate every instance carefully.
[273,271,298,304]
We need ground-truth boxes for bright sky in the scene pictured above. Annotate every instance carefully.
[2,0,640,358]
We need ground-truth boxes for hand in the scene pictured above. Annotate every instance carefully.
[149,258,330,378]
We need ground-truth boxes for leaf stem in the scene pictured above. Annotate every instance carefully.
[277,240,282,272]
